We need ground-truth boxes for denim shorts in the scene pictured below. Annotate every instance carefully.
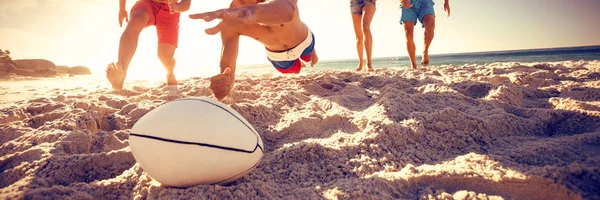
[350,0,375,15]
[400,0,435,27]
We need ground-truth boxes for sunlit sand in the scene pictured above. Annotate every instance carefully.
[1,60,599,199]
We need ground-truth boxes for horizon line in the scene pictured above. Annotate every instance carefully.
[311,44,600,64]
[5,44,599,67]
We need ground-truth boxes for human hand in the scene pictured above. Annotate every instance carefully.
[119,9,128,27]
[190,7,255,22]
[168,1,189,14]
[401,0,412,9]
[168,2,180,14]
[444,1,450,17]
[210,68,234,100]
[189,8,254,35]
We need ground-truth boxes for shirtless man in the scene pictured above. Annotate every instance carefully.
[106,0,191,91]
[400,0,450,69]
[189,0,318,100]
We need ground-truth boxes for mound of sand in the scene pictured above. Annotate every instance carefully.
[1,60,599,199]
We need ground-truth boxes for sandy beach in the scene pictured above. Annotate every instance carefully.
[1,60,599,199]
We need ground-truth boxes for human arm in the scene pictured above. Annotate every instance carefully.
[240,0,298,24]
[120,0,126,10]
[119,0,128,27]
[210,28,240,100]
[443,0,450,17]
[219,29,240,79]
[189,0,298,25]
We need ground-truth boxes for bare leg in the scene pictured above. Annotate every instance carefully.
[362,4,376,72]
[403,21,417,69]
[422,14,435,66]
[310,49,319,67]
[107,9,149,90]
[351,14,364,71]
[157,43,177,85]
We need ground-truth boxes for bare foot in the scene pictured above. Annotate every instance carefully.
[367,63,374,72]
[166,72,178,86]
[356,65,363,71]
[421,53,430,66]
[106,62,126,90]
[310,50,319,67]
[356,60,364,71]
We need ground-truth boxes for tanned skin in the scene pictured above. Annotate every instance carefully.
[400,0,450,69]
[106,0,191,90]
[190,0,319,100]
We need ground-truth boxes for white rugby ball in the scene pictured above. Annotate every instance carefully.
[129,97,264,188]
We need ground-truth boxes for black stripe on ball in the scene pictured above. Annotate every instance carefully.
[130,133,263,153]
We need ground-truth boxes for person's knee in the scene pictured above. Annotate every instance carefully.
[362,24,372,35]
[425,23,435,31]
[355,35,364,43]
[423,15,436,30]
[424,21,435,31]
[125,10,150,32]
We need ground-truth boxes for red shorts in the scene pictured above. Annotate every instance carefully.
[131,0,180,47]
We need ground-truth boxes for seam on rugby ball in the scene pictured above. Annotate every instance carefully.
[130,133,264,153]
[174,97,263,149]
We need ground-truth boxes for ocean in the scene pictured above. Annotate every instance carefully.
[235,45,600,74]
[1,45,598,108]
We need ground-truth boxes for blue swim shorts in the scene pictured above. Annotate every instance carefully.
[400,0,436,28]
[350,0,375,15]
[266,28,315,74]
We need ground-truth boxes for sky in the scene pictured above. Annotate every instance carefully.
[0,0,599,78]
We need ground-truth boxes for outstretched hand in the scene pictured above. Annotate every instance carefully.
[189,8,254,35]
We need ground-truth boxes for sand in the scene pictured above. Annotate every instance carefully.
[1,60,599,200]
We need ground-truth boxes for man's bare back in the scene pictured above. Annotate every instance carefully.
[190,0,319,100]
